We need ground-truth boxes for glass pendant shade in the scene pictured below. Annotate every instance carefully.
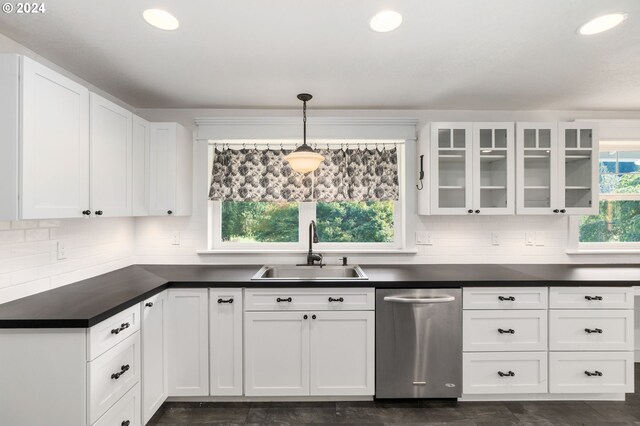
[285,145,325,174]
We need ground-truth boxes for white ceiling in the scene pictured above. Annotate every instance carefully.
[1,0,639,110]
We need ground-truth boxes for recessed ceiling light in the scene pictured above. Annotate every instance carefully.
[369,10,403,33]
[143,9,179,31]
[578,13,627,35]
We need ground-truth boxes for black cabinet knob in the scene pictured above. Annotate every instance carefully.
[498,296,515,301]
[276,297,292,303]
[467,209,473,214]
[475,209,480,214]
[498,371,515,377]
[122,421,130,426]
[585,370,603,377]
[498,328,515,334]
[167,210,173,215]
[218,298,233,304]
[560,209,566,213]
[95,210,103,216]
[553,209,559,213]
[82,210,91,216]
[312,314,317,320]
[303,314,308,320]
[145,302,153,308]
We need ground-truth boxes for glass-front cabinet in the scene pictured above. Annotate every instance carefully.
[516,122,598,215]
[430,122,514,215]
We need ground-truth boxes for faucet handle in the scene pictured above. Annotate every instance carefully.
[340,257,348,266]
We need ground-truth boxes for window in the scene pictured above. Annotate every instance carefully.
[209,141,405,251]
[577,144,640,249]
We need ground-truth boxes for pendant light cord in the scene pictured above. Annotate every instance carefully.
[302,99,307,147]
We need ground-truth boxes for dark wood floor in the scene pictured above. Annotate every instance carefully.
[149,365,640,425]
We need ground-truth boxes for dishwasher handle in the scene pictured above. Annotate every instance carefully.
[383,295,456,304]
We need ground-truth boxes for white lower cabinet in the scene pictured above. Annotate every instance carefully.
[209,289,243,396]
[309,311,375,396]
[142,291,168,424]
[463,310,547,352]
[244,311,310,396]
[93,382,141,426]
[549,352,634,394]
[167,289,209,396]
[244,288,375,397]
[549,310,633,352]
[463,352,547,394]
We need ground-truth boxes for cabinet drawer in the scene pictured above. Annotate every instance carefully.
[93,382,140,426]
[549,352,634,394]
[549,287,633,309]
[549,310,633,351]
[463,352,547,394]
[88,332,141,424]
[463,287,548,310]
[88,304,141,360]
[244,288,374,311]
[463,310,547,352]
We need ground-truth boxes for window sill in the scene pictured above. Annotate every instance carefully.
[197,249,418,255]
[567,248,640,255]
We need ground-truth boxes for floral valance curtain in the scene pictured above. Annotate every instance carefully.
[208,144,399,202]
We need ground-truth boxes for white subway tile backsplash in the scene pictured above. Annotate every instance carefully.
[25,228,49,242]
[11,220,38,230]
[0,230,25,245]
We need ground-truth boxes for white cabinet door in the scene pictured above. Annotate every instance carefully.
[472,122,514,215]
[142,291,168,424]
[210,289,243,396]
[90,93,132,217]
[549,351,634,394]
[132,115,149,216]
[167,289,209,396]
[430,122,473,215]
[558,122,599,215]
[309,311,374,396]
[516,122,559,215]
[244,311,310,396]
[20,56,89,219]
[148,123,192,216]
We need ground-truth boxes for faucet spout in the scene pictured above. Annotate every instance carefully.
[307,220,323,266]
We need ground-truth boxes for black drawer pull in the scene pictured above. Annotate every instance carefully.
[498,328,515,334]
[585,370,603,377]
[585,295,603,301]
[585,328,603,334]
[122,421,130,426]
[277,297,292,303]
[145,302,154,308]
[498,296,515,301]
[328,297,344,303]
[218,298,234,304]
[498,371,515,377]
[111,364,130,380]
[110,322,130,335]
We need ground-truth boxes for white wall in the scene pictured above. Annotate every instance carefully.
[0,218,135,304]
[133,109,640,266]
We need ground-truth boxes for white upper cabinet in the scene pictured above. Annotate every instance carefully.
[132,115,150,216]
[0,55,91,220]
[149,123,193,216]
[430,122,514,215]
[90,93,133,217]
[516,122,598,215]
[559,122,599,215]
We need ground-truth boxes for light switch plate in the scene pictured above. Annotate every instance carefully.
[56,241,66,260]
[491,232,500,246]
[525,232,535,246]
[535,231,545,246]
[172,231,180,246]
[415,231,432,245]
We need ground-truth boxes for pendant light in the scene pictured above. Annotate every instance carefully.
[284,93,325,174]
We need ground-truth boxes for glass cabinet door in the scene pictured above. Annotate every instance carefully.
[559,123,599,215]
[430,123,473,214]
[472,123,514,215]
[516,123,558,214]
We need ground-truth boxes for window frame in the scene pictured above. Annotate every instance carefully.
[572,141,640,252]
[208,141,406,252]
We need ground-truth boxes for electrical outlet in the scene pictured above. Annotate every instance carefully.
[491,232,500,246]
[56,241,66,260]
[415,231,433,245]
[525,232,535,246]
[172,231,180,246]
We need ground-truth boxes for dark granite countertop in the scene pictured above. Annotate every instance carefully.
[0,263,637,328]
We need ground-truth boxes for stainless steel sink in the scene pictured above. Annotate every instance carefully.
[252,265,368,281]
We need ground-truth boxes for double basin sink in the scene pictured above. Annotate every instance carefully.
[252,264,368,281]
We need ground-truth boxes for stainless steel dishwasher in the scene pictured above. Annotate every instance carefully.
[376,288,462,398]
